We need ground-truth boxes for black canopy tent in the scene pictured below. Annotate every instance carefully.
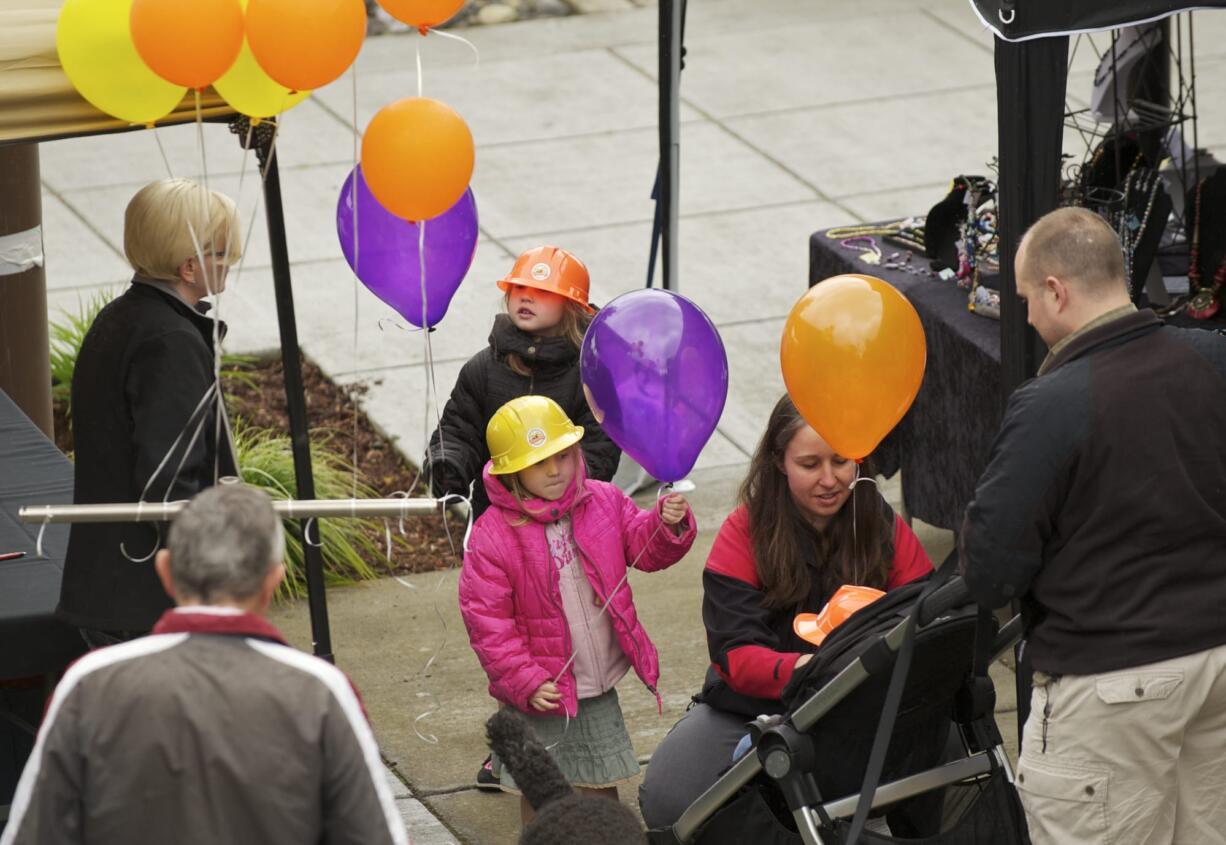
[979,0,1226,395]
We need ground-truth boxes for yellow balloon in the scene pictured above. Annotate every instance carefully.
[213,0,311,119]
[56,0,186,125]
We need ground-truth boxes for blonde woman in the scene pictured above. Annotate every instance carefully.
[60,178,242,647]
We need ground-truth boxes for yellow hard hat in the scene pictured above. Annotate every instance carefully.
[486,396,585,476]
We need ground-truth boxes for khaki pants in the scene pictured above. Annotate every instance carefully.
[1017,643,1226,845]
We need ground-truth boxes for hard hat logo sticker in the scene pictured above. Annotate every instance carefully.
[530,262,551,282]
[526,427,548,448]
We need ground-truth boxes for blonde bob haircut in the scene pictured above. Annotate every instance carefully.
[124,178,242,282]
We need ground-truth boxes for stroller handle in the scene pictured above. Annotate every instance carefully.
[917,576,971,626]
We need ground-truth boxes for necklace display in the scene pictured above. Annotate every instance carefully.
[1187,179,1226,320]
[1119,166,1162,287]
[840,236,882,266]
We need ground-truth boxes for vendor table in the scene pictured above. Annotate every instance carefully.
[0,389,86,813]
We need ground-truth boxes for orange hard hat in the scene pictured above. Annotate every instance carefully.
[497,245,594,313]
[793,585,886,648]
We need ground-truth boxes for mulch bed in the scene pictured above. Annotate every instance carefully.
[51,355,461,576]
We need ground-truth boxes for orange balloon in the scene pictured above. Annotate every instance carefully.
[361,97,474,222]
[130,0,244,89]
[246,0,366,93]
[376,0,464,28]
[780,274,926,461]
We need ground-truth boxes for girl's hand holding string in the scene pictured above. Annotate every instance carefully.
[660,493,690,535]
[529,681,561,712]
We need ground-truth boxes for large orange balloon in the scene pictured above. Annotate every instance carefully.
[780,274,926,461]
[246,0,366,93]
[130,0,244,89]
[376,0,464,28]
[361,97,474,222]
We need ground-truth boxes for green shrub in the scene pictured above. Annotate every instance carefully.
[232,422,401,600]
[49,289,116,416]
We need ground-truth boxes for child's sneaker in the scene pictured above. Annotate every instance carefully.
[476,755,500,791]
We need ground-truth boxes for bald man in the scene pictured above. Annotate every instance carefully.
[961,207,1226,845]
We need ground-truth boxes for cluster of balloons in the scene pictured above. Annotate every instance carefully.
[581,290,729,483]
[781,274,926,461]
[56,0,466,125]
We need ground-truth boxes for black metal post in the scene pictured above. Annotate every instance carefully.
[994,34,1068,748]
[258,131,334,662]
[658,0,683,291]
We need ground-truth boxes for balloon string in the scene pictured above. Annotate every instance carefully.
[236,121,254,200]
[152,129,174,179]
[350,63,362,499]
[415,37,424,98]
[427,28,480,67]
[847,467,878,586]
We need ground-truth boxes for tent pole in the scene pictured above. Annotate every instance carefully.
[0,143,53,439]
[256,129,334,663]
[994,34,1068,751]
[658,0,684,291]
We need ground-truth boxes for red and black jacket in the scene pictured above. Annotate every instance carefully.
[699,501,932,716]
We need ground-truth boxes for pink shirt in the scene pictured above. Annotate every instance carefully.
[547,517,631,697]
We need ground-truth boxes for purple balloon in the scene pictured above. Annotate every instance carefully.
[336,166,478,328]
[581,289,728,482]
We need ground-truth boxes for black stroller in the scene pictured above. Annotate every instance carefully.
[647,573,1030,845]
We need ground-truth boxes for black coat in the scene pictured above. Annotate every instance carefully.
[425,314,621,516]
[963,310,1226,676]
[59,281,237,632]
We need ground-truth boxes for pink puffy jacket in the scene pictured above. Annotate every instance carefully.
[458,456,696,717]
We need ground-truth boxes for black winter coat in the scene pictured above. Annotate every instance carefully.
[59,281,237,632]
[962,310,1226,676]
[425,314,620,516]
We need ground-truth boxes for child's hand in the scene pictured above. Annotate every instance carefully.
[660,494,690,534]
[529,681,561,712]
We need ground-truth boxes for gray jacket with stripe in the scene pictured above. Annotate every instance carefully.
[1,609,408,845]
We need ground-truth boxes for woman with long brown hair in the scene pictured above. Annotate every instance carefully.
[639,394,932,828]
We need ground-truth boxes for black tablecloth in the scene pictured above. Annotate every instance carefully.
[809,231,1005,532]
[0,390,85,680]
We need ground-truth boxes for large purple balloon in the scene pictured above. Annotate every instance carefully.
[336,165,478,328]
[581,289,728,482]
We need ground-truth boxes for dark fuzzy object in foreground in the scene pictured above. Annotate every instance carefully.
[485,709,646,845]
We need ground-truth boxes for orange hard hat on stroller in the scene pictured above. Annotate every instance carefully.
[793,584,886,648]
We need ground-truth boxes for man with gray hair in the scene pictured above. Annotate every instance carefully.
[962,207,1226,844]
[2,485,409,845]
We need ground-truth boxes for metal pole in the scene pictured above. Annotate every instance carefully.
[261,137,334,662]
[658,0,683,291]
[19,497,441,524]
[0,143,53,439]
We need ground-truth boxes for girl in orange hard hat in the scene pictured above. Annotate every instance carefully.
[424,246,622,788]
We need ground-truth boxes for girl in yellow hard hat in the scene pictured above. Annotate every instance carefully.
[459,395,694,825]
[426,246,622,788]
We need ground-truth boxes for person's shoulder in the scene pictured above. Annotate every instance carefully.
[243,638,357,698]
[706,506,757,581]
[580,478,627,507]
[1161,324,1226,373]
[57,633,192,696]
